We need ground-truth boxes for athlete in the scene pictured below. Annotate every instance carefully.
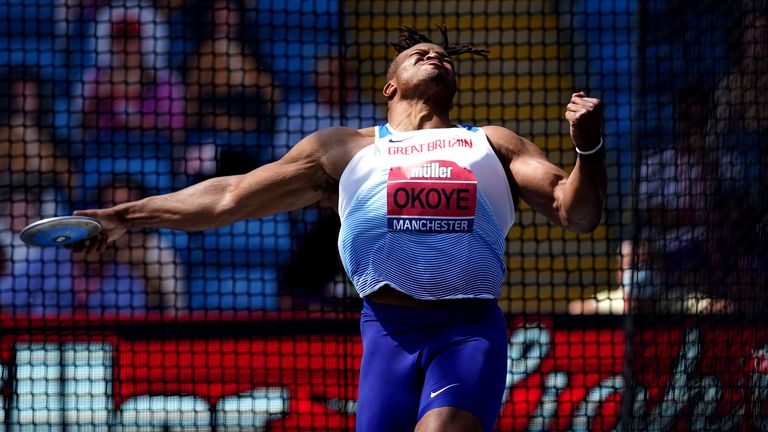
[70,27,606,432]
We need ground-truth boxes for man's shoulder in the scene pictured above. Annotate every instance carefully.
[306,127,375,160]
[302,127,375,180]
[479,124,517,135]
[356,126,377,138]
[479,125,524,147]
[313,126,375,142]
[476,125,535,165]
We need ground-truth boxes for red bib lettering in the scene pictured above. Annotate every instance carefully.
[386,160,477,232]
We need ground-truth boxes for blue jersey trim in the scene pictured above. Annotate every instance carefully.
[378,124,392,138]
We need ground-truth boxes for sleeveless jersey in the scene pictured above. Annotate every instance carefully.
[337,124,516,300]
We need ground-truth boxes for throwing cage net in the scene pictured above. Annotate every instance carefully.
[0,0,764,429]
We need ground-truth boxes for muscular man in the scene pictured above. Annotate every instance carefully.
[71,27,606,432]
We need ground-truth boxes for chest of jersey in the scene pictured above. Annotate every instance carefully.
[336,125,516,299]
[339,124,514,233]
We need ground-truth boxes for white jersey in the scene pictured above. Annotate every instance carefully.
[337,124,516,300]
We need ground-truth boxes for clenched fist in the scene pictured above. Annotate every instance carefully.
[565,92,603,153]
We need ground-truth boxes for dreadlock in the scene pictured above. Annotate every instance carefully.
[390,25,490,58]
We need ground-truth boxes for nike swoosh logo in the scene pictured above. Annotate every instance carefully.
[388,135,415,142]
[430,383,460,398]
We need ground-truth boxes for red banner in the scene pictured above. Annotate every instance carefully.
[0,315,764,430]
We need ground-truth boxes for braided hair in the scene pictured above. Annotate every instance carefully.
[390,25,490,58]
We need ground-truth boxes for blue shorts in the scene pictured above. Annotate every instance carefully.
[356,298,508,432]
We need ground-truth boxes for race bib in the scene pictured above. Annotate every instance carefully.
[386,160,477,232]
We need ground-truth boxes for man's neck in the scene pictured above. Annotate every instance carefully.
[386,99,452,131]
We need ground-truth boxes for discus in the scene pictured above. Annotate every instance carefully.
[19,216,102,247]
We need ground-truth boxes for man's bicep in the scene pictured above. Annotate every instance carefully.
[484,126,567,223]
[229,157,327,220]
[230,129,356,218]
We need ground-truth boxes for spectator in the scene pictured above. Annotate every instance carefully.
[567,238,655,315]
[72,176,186,313]
[70,2,182,211]
[272,51,382,157]
[0,68,77,202]
[705,4,768,313]
[0,68,79,315]
[178,1,288,311]
[634,90,715,311]
[568,89,729,315]
[77,2,185,141]
[0,184,74,315]
[273,52,382,309]
[183,0,280,168]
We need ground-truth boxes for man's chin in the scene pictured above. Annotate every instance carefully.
[421,71,455,88]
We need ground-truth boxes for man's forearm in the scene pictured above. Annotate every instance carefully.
[560,157,607,233]
[114,176,237,232]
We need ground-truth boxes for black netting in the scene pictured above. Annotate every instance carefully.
[0,0,764,430]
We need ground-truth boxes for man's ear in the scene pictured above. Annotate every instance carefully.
[383,81,397,99]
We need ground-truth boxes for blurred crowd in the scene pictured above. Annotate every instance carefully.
[569,2,768,315]
[1,0,765,317]
[0,0,382,315]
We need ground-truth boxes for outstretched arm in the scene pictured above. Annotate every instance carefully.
[72,127,367,253]
[486,92,606,233]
